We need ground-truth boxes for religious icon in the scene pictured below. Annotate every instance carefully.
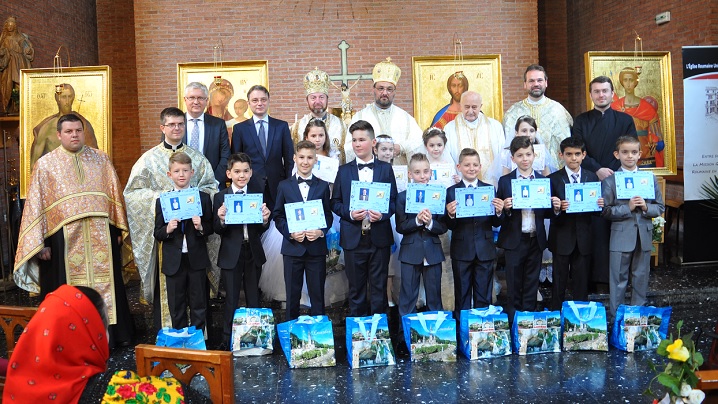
[430,72,468,129]
[0,16,34,115]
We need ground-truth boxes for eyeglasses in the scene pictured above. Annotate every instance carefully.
[185,96,208,102]
[375,86,395,94]
[162,123,186,129]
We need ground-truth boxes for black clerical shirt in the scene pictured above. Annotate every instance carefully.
[571,108,637,173]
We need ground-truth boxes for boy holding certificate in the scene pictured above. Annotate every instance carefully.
[497,137,561,321]
[601,136,664,318]
[331,120,397,317]
[154,152,214,332]
[445,148,504,312]
[273,140,333,320]
[548,137,604,309]
[213,153,271,349]
[395,153,448,318]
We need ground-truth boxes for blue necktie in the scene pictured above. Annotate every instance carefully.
[190,118,200,150]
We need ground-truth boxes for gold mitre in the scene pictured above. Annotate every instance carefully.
[372,57,401,86]
[304,67,330,95]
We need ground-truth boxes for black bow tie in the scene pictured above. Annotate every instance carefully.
[297,177,313,186]
[358,162,374,170]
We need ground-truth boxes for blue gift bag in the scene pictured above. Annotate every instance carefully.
[561,301,608,351]
[610,305,672,352]
[277,315,336,368]
[402,311,457,362]
[156,326,206,350]
[230,307,275,357]
[346,314,396,369]
[459,305,511,360]
[512,310,561,355]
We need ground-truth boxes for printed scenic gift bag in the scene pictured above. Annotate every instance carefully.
[156,326,206,350]
[346,313,396,369]
[230,307,275,356]
[610,305,672,352]
[459,305,512,360]
[277,315,336,368]
[561,301,609,351]
[512,310,561,355]
[402,311,457,362]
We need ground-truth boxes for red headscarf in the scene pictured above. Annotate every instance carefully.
[3,284,109,403]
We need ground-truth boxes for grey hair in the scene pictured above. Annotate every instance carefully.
[184,82,209,98]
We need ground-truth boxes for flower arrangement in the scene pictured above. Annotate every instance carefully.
[653,216,666,242]
[646,320,705,404]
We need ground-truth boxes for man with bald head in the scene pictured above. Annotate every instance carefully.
[31,83,98,168]
[444,90,505,186]
[431,72,469,129]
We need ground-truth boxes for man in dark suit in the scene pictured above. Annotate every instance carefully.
[213,153,270,349]
[331,120,397,317]
[548,137,604,310]
[231,85,294,211]
[273,141,333,320]
[183,82,231,189]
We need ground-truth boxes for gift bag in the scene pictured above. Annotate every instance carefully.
[512,310,561,355]
[230,307,275,356]
[561,301,608,351]
[346,314,396,369]
[610,305,672,352]
[459,305,511,360]
[402,311,457,362]
[277,315,336,368]
[156,326,206,350]
[326,221,344,273]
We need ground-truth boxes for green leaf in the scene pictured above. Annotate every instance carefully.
[685,371,699,388]
[657,373,681,396]
[695,352,704,367]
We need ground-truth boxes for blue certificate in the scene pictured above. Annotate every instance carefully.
[285,199,327,233]
[614,171,656,200]
[455,186,495,218]
[511,178,551,209]
[159,188,202,222]
[349,181,391,214]
[405,183,446,215]
[224,193,264,224]
[565,182,602,214]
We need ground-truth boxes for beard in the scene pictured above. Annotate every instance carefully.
[375,96,392,109]
[311,105,326,116]
[529,87,545,98]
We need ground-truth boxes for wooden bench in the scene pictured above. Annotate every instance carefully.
[0,305,38,395]
[135,344,235,404]
[697,369,718,390]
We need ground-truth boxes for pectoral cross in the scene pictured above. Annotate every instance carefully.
[329,40,372,86]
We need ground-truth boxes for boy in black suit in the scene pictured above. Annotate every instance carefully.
[213,153,271,349]
[496,137,561,321]
[445,148,504,313]
[274,140,333,320]
[395,153,448,318]
[154,152,214,331]
[548,137,604,309]
[331,120,398,317]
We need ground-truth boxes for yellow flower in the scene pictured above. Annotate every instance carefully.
[667,339,690,362]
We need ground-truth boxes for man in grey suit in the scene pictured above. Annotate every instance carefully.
[183,82,231,189]
[601,136,664,318]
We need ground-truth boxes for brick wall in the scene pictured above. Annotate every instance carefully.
[538,0,569,107]
[131,0,540,153]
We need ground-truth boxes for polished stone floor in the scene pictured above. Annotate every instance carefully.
[2,236,718,403]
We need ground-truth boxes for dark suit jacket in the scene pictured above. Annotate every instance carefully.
[395,190,446,265]
[273,176,333,257]
[184,114,230,189]
[496,169,549,251]
[330,159,397,250]
[213,185,268,269]
[231,117,294,207]
[548,169,600,255]
[154,190,213,275]
[445,181,500,261]
[572,108,637,173]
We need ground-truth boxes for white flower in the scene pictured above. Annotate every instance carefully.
[680,383,693,397]
[687,389,705,404]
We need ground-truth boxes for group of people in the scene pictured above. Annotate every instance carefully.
[11,58,664,359]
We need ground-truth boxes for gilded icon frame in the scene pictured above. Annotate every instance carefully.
[20,66,112,198]
[412,55,503,131]
[177,61,269,122]
[584,51,676,176]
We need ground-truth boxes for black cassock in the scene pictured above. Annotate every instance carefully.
[571,108,637,283]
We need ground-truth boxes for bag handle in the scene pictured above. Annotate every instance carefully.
[296,315,321,324]
[567,301,598,322]
[416,311,447,335]
[355,314,381,339]
[469,305,503,317]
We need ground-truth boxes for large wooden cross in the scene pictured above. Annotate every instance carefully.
[329,40,372,86]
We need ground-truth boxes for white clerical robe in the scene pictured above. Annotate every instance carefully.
[347,103,423,165]
[502,96,573,172]
[291,113,347,163]
[445,112,505,187]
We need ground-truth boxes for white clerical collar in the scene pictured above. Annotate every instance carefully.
[564,166,581,178]
[356,156,375,165]
[463,179,478,188]
[231,184,248,194]
[526,96,546,105]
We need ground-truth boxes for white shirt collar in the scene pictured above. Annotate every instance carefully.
[253,115,267,124]
[622,166,639,173]
[186,112,204,122]
[564,166,581,178]
[356,156,375,165]
[463,179,478,187]
[297,174,313,181]
[231,184,248,193]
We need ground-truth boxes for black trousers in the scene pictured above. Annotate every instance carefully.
[504,234,542,322]
[222,243,260,339]
[551,247,590,310]
[283,253,326,321]
[343,235,390,317]
[165,253,208,331]
[452,257,494,313]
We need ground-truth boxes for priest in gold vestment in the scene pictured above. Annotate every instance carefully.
[14,114,133,346]
[124,107,219,329]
